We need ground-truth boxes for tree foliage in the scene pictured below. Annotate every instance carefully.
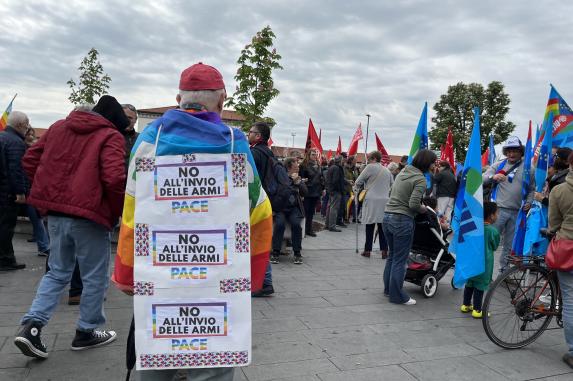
[67,48,111,105]
[225,26,283,131]
[429,81,516,161]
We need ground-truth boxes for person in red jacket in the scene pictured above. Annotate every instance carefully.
[13,95,129,360]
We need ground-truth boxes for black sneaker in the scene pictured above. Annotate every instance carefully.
[0,262,26,271]
[270,255,280,264]
[38,250,49,257]
[14,321,48,359]
[71,329,117,351]
[306,232,317,237]
[252,284,275,297]
[294,256,303,265]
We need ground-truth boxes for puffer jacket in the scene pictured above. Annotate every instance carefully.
[22,111,126,229]
[0,127,28,207]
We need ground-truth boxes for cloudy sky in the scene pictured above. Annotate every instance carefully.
[1,0,572,154]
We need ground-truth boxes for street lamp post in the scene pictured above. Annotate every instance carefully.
[291,132,296,148]
[365,114,371,155]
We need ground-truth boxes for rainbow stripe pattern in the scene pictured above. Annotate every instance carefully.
[113,109,272,293]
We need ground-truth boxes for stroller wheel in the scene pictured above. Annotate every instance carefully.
[421,274,438,298]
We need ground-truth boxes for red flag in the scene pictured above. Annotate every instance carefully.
[305,119,323,158]
[347,123,363,156]
[443,129,455,173]
[336,136,342,155]
[326,150,333,160]
[268,137,274,147]
[481,147,490,166]
[374,133,391,166]
[439,144,446,160]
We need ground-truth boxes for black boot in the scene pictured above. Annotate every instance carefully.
[14,321,48,359]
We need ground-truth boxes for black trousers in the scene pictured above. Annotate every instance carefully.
[303,196,319,234]
[0,201,20,266]
[365,223,388,251]
[463,286,485,311]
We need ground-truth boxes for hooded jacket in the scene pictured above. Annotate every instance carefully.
[385,165,427,218]
[548,170,573,241]
[22,111,126,229]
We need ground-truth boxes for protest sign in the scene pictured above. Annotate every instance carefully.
[133,153,252,370]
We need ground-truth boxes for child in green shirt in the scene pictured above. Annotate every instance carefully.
[460,201,501,318]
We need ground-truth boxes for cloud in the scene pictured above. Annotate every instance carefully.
[1,0,572,155]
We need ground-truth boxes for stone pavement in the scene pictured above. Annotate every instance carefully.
[1,222,572,380]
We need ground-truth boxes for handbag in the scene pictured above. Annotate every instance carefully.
[358,165,384,202]
[545,238,573,272]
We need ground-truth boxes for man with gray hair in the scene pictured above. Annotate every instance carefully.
[113,62,272,380]
[0,111,30,271]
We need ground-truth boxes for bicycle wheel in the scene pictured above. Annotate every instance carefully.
[482,264,557,349]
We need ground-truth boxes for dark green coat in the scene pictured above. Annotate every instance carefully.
[466,224,501,291]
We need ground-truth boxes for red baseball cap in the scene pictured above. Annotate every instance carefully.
[179,63,225,91]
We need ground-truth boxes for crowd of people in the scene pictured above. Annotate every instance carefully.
[1,61,572,375]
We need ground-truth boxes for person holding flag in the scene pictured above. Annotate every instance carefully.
[451,107,486,288]
[483,136,534,272]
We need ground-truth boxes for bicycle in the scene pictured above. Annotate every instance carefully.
[482,230,563,349]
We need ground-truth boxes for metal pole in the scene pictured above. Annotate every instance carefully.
[355,193,359,253]
[291,132,296,148]
[365,114,371,156]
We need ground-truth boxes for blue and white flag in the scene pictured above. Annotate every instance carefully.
[524,113,552,255]
[488,134,496,165]
[511,123,533,256]
[451,107,484,288]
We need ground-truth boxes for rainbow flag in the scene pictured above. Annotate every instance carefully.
[113,109,272,293]
[0,95,17,131]
[533,85,573,164]
[451,107,484,287]
[407,102,428,164]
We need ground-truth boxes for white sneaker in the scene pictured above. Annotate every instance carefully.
[404,298,417,305]
[539,294,552,304]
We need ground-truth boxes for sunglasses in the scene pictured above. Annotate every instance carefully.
[122,104,136,112]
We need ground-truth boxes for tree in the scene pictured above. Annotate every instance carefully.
[225,26,283,131]
[429,81,516,161]
[67,48,111,105]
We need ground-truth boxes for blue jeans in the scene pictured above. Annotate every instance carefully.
[492,207,518,271]
[558,271,573,355]
[22,216,111,331]
[136,367,234,381]
[27,205,50,253]
[382,213,414,303]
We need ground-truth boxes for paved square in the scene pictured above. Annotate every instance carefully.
[1,223,571,380]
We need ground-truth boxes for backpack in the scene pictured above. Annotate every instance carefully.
[253,146,294,212]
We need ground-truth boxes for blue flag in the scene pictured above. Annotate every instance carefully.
[488,134,496,165]
[535,112,553,193]
[511,123,533,256]
[524,114,552,255]
[451,107,484,288]
[407,102,428,164]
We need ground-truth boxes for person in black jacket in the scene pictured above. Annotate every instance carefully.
[273,157,307,264]
[248,122,275,296]
[325,155,345,232]
[0,111,30,270]
[535,147,572,206]
[299,148,323,236]
[434,161,458,223]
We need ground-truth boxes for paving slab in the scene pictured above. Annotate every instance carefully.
[2,224,572,380]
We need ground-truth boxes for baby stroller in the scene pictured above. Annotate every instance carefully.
[404,207,455,298]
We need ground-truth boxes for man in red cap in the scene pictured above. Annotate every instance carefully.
[114,63,273,380]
